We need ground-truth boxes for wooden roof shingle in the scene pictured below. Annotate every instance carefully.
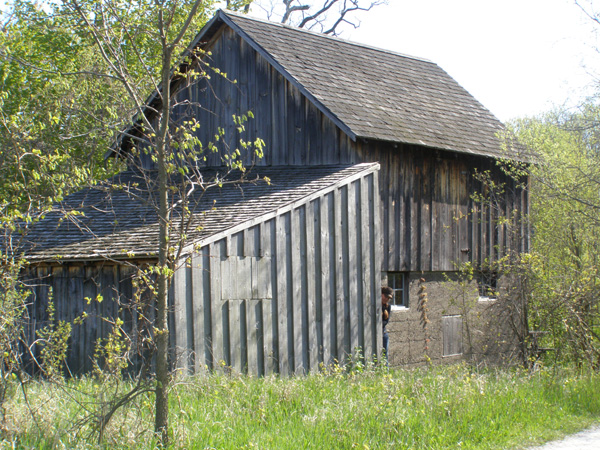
[21,163,378,262]
[193,10,520,159]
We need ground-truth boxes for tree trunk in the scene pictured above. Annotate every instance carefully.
[154,43,173,445]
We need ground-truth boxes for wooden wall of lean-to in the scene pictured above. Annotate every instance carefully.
[170,171,381,376]
[21,261,153,376]
[21,171,381,377]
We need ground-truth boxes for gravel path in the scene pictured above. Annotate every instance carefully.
[527,425,600,449]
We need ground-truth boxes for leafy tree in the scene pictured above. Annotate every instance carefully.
[2,0,257,443]
[511,107,600,368]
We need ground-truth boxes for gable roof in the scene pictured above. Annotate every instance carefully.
[21,163,378,262]
[188,10,517,160]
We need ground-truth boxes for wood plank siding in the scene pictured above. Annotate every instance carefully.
[22,262,151,376]
[22,170,381,377]
[171,172,381,375]
[132,25,527,274]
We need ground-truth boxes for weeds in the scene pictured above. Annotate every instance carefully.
[3,364,600,449]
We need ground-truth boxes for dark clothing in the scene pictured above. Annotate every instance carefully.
[382,303,391,361]
[382,303,391,332]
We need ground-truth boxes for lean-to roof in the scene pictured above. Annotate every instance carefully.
[21,163,378,262]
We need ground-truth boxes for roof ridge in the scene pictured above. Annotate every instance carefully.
[220,9,434,65]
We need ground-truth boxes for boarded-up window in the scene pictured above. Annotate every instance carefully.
[443,315,463,357]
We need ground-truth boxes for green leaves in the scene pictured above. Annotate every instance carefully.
[510,107,600,367]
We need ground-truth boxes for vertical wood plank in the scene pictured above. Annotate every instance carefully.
[347,181,360,356]
[292,206,305,374]
[83,265,99,374]
[68,266,83,375]
[247,299,260,376]
[192,251,207,373]
[321,194,334,366]
[276,214,289,375]
[334,186,346,363]
[209,242,225,370]
[306,200,318,371]
[420,154,432,271]
[229,299,242,373]
[361,176,374,360]
[173,263,189,372]
[372,170,383,359]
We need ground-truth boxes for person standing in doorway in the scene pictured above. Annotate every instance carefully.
[381,286,393,364]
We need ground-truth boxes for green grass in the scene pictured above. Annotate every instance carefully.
[3,364,600,449]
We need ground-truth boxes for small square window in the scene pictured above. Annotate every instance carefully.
[477,271,498,300]
[387,272,408,308]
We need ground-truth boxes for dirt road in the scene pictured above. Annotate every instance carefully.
[528,425,600,449]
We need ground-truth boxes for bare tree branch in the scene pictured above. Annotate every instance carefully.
[256,0,386,36]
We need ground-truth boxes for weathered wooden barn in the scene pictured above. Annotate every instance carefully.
[156,11,528,365]
[22,164,381,376]
[22,9,529,373]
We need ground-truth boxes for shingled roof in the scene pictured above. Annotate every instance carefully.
[188,10,517,159]
[21,163,378,262]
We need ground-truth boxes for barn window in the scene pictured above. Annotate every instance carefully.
[477,271,498,301]
[443,315,463,357]
[387,272,409,309]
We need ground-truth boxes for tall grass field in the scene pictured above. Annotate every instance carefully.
[3,364,600,449]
